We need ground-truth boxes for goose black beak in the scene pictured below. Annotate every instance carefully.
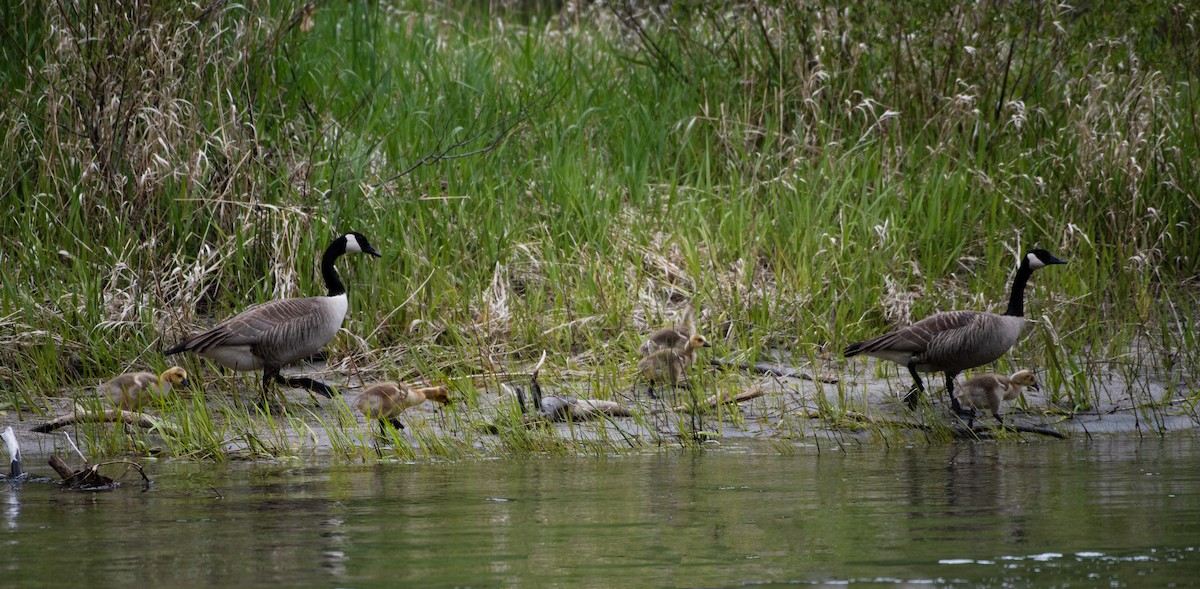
[363,245,382,258]
[1046,254,1067,265]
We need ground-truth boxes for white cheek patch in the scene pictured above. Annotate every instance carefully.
[1027,252,1045,269]
[344,234,362,253]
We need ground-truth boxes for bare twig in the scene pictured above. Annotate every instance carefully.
[63,432,88,463]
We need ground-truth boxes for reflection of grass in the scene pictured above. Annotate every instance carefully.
[4,2,1196,459]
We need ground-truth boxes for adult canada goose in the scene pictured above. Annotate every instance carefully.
[955,369,1038,427]
[844,248,1065,413]
[638,306,696,357]
[638,333,711,398]
[166,232,380,408]
[97,366,189,411]
[354,382,451,435]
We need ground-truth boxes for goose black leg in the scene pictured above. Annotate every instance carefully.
[945,373,967,415]
[903,360,925,408]
[258,369,285,414]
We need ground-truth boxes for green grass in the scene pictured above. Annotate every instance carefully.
[1,0,1197,458]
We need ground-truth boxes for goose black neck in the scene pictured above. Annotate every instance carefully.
[1003,259,1034,317]
[531,378,543,411]
[321,245,346,297]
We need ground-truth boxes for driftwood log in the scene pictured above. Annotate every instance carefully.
[670,387,766,413]
[31,410,174,434]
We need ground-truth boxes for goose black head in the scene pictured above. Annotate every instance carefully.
[341,232,382,258]
[1026,249,1066,270]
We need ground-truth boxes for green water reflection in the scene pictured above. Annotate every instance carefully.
[3,435,1198,587]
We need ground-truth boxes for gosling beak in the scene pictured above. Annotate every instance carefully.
[1030,382,1040,392]
[703,341,712,348]
[180,378,192,388]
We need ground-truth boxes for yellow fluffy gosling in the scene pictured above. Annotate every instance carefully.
[954,369,1039,427]
[354,382,451,434]
[637,334,711,398]
[97,366,189,411]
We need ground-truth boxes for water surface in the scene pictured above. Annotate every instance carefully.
[3,435,1198,587]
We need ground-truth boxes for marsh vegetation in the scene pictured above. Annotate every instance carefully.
[1,1,1197,459]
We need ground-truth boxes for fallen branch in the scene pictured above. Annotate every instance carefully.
[46,433,147,490]
[709,357,840,384]
[31,410,175,434]
[671,387,766,413]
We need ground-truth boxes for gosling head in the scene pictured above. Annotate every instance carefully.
[1009,369,1039,392]
[687,334,712,350]
[162,366,190,388]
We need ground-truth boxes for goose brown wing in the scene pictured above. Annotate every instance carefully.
[846,310,982,356]
[170,297,331,356]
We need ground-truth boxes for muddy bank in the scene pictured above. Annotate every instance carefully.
[3,354,1195,461]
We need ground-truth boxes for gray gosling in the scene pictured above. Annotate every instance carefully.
[955,369,1039,428]
[166,232,380,409]
[638,306,696,357]
[354,382,451,435]
[98,366,189,411]
[844,249,1066,414]
[638,333,711,398]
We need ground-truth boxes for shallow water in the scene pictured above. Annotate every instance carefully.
[3,435,1199,588]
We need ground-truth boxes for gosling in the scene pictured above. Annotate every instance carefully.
[637,333,711,398]
[954,369,1039,427]
[97,366,189,411]
[354,382,451,435]
[638,307,696,357]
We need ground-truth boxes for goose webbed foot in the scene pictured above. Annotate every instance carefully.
[388,418,405,431]
[278,375,338,398]
[904,361,925,409]
[902,385,923,409]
